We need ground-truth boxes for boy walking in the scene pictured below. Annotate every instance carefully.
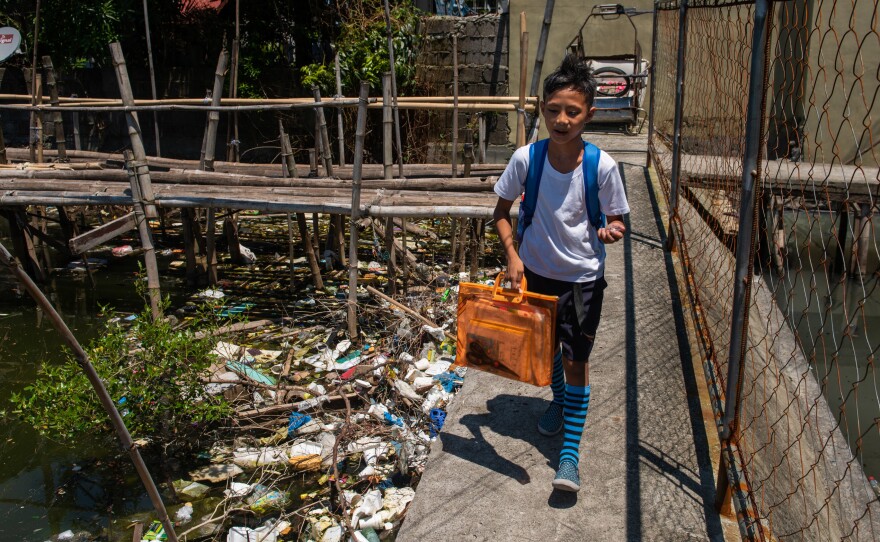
[492,54,629,491]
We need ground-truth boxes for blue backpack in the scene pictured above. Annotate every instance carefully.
[516,139,604,244]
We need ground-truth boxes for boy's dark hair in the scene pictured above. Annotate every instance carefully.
[543,53,597,106]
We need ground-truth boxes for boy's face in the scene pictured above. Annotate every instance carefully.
[540,87,595,147]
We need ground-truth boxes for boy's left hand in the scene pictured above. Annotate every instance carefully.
[598,221,626,244]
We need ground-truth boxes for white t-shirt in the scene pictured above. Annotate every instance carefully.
[494,143,630,283]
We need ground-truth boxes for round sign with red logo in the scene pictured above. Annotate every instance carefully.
[0,27,22,63]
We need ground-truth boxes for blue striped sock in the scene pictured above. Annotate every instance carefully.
[560,384,591,467]
[550,350,565,406]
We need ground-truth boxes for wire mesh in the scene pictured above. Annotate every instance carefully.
[650,0,880,539]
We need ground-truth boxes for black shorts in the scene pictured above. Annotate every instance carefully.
[524,267,607,363]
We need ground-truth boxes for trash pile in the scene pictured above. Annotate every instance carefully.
[135,276,475,542]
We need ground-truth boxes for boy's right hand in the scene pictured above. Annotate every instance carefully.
[506,256,525,291]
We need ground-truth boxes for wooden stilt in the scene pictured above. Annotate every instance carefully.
[463,127,473,178]
[449,218,458,266]
[312,86,334,177]
[401,219,409,292]
[477,218,487,269]
[41,56,67,161]
[312,212,321,256]
[457,218,468,272]
[201,50,228,172]
[35,73,44,163]
[182,208,199,287]
[334,214,347,267]
[124,150,162,319]
[226,39,240,162]
[348,82,370,338]
[469,218,479,280]
[224,217,242,263]
[2,209,46,282]
[384,217,397,295]
[205,207,218,285]
[296,212,323,290]
[478,114,487,164]
[851,203,872,278]
[0,111,6,164]
[773,197,785,275]
[287,213,296,292]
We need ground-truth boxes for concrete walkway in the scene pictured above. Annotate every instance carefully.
[398,135,727,541]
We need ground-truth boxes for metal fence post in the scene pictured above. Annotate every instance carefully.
[664,0,689,252]
[716,0,773,527]
[645,1,660,168]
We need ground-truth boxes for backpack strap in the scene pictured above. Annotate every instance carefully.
[581,142,605,230]
[516,139,549,244]
[517,139,604,243]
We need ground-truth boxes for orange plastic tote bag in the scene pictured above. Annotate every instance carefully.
[455,273,557,386]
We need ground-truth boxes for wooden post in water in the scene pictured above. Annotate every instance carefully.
[382,73,394,180]
[348,82,370,339]
[201,50,228,172]
[312,86,334,177]
[181,209,203,287]
[1,209,45,282]
[124,150,162,319]
[41,56,67,161]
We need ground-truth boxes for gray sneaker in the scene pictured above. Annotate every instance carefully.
[552,459,580,492]
[537,402,564,436]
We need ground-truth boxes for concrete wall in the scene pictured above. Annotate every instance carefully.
[415,14,511,161]
[508,0,654,144]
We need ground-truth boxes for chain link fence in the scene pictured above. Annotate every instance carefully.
[649,0,880,539]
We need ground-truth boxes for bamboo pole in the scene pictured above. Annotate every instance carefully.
[124,150,162,319]
[334,51,345,167]
[382,0,404,178]
[201,50,228,172]
[109,42,157,219]
[226,0,240,162]
[382,73,393,180]
[41,56,67,161]
[384,217,397,296]
[142,0,161,156]
[348,82,370,339]
[463,128,473,178]
[29,0,42,163]
[469,218,479,280]
[517,12,528,148]
[0,93,536,105]
[452,34,459,179]
[205,206,218,285]
[280,121,323,289]
[287,214,296,292]
[0,240,179,542]
[478,114,486,164]
[312,86,334,177]
[3,100,532,113]
[1,209,45,282]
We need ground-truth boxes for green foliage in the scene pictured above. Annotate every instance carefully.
[10,298,231,449]
[301,1,423,96]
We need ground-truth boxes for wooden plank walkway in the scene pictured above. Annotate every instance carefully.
[652,145,879,204]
